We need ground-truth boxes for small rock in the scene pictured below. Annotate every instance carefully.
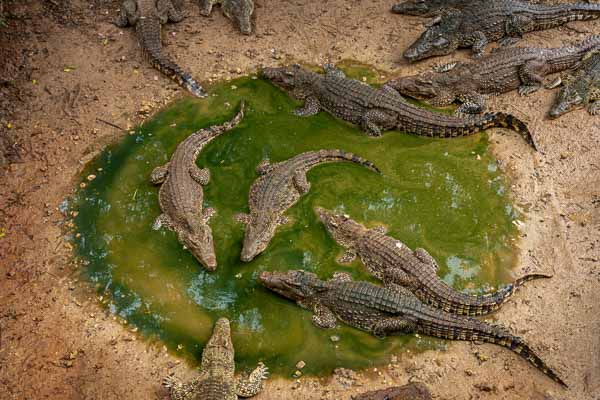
[292,370,302,378]
[86,174,96,181]
[296,360,306,369]
[330,335,340,342]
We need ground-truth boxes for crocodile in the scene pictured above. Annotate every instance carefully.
[258,269,566,386]
[352,382,432,400]
[549,50,600,118]
[236,150,380,262]
[262,64,537,150]
[404,1,600,62]
[391,35,600,114]
[391,0,482,17]
[199,0,254,35]
[151,101,245,271]
[316,207,551,316]
[163,318,268,399]
[116,0,206,97]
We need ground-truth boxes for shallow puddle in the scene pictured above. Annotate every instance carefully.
[73,67,519,376]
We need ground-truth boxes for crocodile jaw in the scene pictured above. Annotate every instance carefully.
[257,271,308,302]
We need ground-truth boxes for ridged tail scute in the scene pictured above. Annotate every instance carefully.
[316,149,382,175]
[503,336,568,387]
[478,112,538,151]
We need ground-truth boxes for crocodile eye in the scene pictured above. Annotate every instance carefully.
[432,37,449,48]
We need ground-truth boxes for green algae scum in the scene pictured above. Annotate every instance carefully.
[72,69,520,377]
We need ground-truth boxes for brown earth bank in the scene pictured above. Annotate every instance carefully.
[0,0,599,399]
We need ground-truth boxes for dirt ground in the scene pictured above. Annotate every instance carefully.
[0,0,599,399]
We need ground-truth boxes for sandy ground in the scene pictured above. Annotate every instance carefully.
[0,0,599,399]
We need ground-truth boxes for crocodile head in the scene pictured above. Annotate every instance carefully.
[240,212,280,262]
[261,64,315,99]
[258,270,323,303]
[179,222,217,271]
[315,207,366,249]
[403,13,461,62]
[548,84,586,119]
[392,0,437,16]
[391,73,441,100]
[206,318,233,349]
[223,0,254,35]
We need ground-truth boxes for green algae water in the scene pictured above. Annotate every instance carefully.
[73,69,520,377]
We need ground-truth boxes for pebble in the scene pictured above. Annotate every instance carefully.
[296,360,306,369]
[330,335,340,342]
[86,174,96,181]
[293,370,302,378]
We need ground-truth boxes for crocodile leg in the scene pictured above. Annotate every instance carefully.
[150,163,170,184]
[588,89,600,115]
[115,0,137,27]
[292,171,311,194]
[413,248,439,271]
[153,213,174,230]
[337,249,357,264]
[199,0,219,16]
[189,166,211,185]
[157,0,185,24]
[383,268,419,289]
[203,207,216,222]
[332,271,353,282]
[235,213,251,224]
[324,64,347,79]
[236,362,269,398]
[293,96,321,117]
[504,14,534,39]
[456,93,487,114]
[256,159,274,175]
[470,31,489,58]
[372,318,416,338]
[518,59,548,96]
[312,304,337,329]
[361,109,396,137]
[163,375,198,400]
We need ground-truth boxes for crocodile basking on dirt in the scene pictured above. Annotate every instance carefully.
[200,0,254,35]
[151,102,245,271]
[236,150,380,262]
[163,318,268,399]
[404,1,600,62]
[391,35,600,114]
[258,270,566,386]
[116,0,206,97]
[391,0,483,17]
[262,64,537,150]
[316,208,551,316]
[549,50,600,118]
[352,382,432,400]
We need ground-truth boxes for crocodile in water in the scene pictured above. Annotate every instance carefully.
[116,0,206,97]
[258,269,566,386]
[404,1,600,61]
[390,35,600,113]
[262,64,537,150]
[200,0,254,35]
[151,102,245,271]
[549,50,600,118]
[163,318,268,399]
[236,150,380,262]
[316,207,551,316]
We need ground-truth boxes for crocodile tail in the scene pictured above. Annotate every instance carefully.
[136,18,206,98]
[478,112,538,151]
[499,335,568,387]
[420,272,551,316]
[472,272,552,315]
[313,149,382,174]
